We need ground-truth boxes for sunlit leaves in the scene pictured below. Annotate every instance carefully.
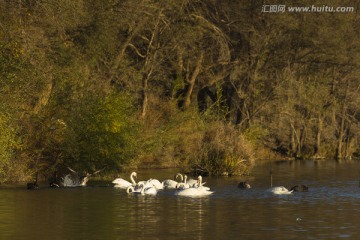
[63,93,139,172]
[0,110,20,180]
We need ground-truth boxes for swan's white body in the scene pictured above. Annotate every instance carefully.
[163,173,183,189]
[62,174,82,187]
[175,179,213,197]
[147,179,164,190]
[141,185,157,195]
[112,172,137,189]
[175,187,213,197]
[62,173,90,187]
[162,179,179,189]
[267,186,293,195]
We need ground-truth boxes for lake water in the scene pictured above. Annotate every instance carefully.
[0,160,359,239]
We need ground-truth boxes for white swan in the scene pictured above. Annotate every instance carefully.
[267,186,293,195]
[136,177,163,190]
[62,174,79,187]
[174,183,213,197]
[146,179,164,190]
[176,176,209,191]
[162,173,183,189]
[194,176,210,191]
[62,173,89,187]
[112,172,137,189]
[127,182,157,195]
[139,182,157,195]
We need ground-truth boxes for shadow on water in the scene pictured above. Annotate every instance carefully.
[0,160,359,239]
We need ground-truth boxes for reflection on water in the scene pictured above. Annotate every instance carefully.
[0,160,359,239]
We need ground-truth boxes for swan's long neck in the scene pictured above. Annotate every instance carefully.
[198,176,202,185]
[130,172,137,185]
[175,173,183,182]
[184,175,187,184]
[126,186,134,193]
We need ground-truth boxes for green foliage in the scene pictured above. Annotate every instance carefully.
[63,93,139,172]
[0,39,31,105]
[0,110,20,181]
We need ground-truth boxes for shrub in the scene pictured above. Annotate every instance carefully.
[0,110,21,182]
[62,93,140,173]
[189,122,255,176]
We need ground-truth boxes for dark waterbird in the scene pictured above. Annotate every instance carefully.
[290,185,309,192]
[27,182,39,190]
[49,171,61,188]
[238,181,251,189]
[27,172,39,190]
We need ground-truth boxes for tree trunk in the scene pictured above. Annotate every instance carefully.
[141,70,153,118]
[336,81,349,160]
[296,128,302,158]
[290,123,301,158]
[139,13,160,118]
[183,52,204,109]
[344,125,351,159]
[315,116,323,155]
[337,105,346,160]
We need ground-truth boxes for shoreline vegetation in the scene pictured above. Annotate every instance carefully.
[0,1,359,183]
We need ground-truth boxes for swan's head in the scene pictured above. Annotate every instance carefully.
[131,172,137,178]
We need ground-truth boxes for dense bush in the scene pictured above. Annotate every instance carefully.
[190,123,255,176]
[0,110,21,182]
[62,93,140,173]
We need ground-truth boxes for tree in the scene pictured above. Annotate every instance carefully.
[62,94,140,172]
